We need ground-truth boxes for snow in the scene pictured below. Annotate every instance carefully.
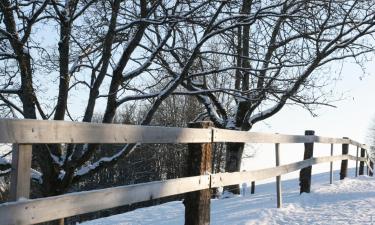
[0,157,9,166]
[58,170,66,180]
[0,144,11,159]
[80,169,375,225]
[0,145,11,193]
[50,152,63,166]
[75,144,138,177]
[249,105,279,124]
[22,47,29,55]
[31,169,43,184]
[0,144,11,169]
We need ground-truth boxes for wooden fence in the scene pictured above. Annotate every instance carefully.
[0,119,373,225]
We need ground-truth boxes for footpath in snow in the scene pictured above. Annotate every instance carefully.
[81,170,375,225]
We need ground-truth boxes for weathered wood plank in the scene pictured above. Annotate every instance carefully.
[9,144,32,201]
[0,153,366,224]
[184,122,212,225]
[314,136,349,144]
[212,128,351,144]
[349,141,370,151]
[211,155,350,188]
[0,119,212,144]
[0,175,210,225]
[300,130,315,194]
[213,128,315,143]
[1,119,373,148]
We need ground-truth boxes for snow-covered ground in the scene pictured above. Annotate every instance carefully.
[81,168,375,225]
[0,144,11,193]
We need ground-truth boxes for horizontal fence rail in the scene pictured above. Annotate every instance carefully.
[0,154,370,224]
[0,119,373,225]
[0,119,212,144]
[211,155,359,188]
[213,128,369,149]
[0,119,372,151]
[0,175,210,224]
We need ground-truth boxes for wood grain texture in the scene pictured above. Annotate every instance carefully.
[0,153,366,224]
[210,155,351,188]
[0,119,212,144]
[0,175,210,225]
[184,122,212,225]
[212,128,372,152]
[9,144,32,201]
[213,128,316,143]
[0,119,373,150]
[1,119,374,225]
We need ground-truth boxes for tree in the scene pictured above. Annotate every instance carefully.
[0,0,239,197]
[1,0,375,198]
[156,0,375,193]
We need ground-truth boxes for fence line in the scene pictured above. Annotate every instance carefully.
[0,154,370,224]
[0,119,373,225]
[0,175,210,225]
[0,119,372,150]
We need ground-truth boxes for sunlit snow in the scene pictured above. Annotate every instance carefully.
[81,169,375,225]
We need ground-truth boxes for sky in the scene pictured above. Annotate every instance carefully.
[242,60,375,182]
[252,62,375,143]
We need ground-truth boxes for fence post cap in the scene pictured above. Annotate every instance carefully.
[305,130,315,135]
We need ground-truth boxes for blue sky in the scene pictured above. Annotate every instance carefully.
[253,61,375,144]
[242,60,375,180]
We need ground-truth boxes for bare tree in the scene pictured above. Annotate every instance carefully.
[1,0,375,198]
[156,0,375,193]
[0,0,235,197]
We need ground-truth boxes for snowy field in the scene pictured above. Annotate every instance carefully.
[0,144,11,193]
[81,168,375,225]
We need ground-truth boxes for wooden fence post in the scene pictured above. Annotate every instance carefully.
[250,181,255,194]
[330,144,333,184]
[359,148,365,175]
[340,137,349,180]
[10,144,32,201]
[299,130,314,194]
[370,161,374,177]
[355,146,359,177]
[184,121,213,225]
[11,144,65,225]
[275,143,282,208]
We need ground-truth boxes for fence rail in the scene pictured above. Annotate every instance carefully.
[0,119,373,225]
[0,119,372,148]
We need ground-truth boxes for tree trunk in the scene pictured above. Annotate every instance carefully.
[224,142,244,194]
